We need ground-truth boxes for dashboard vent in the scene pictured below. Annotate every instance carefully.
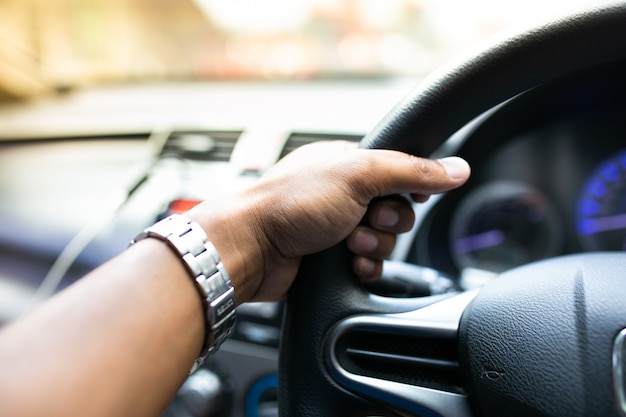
[335,329,465,394]
[160,130,242,161]
[279,132,362,159]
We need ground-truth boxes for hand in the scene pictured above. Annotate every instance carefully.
[347,195,417,282]
[188,141,470,303]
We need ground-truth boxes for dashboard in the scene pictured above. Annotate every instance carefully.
[408,60,626,288]
[1,59,626,416]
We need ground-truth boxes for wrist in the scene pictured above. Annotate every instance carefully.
[185,197,266,305]
[131,214,236,372]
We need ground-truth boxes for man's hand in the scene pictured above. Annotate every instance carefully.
[189,141,470,303]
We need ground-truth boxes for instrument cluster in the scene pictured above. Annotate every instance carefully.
[414,127,626,285]
[408,61,626,286]
[446,144,626,278]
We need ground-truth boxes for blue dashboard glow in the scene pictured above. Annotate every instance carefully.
[588,179,607,198]
[578,198,600,216]
[602,163,620,182]
[577,149,626,249]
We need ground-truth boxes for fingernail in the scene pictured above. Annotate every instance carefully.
[355,256,376,274]
[354,230,378,252]
[438,156,470,180]
[376,205,399,227]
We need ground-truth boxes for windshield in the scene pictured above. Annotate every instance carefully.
[0,0,602,101]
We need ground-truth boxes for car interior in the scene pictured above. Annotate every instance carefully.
[1,1,626,416]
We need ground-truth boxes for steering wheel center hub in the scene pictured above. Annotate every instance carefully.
[459,253,626,417]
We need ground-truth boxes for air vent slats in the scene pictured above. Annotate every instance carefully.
[279,132,362,159]
[160,130,242,161]
[336,329,465,394]
[346,348,460,370]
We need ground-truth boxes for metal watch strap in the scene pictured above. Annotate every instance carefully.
[131,214,236,373]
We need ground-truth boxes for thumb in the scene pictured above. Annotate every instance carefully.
[352,150,471,199]
[437,156,472,182]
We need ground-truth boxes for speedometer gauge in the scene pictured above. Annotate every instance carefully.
[576,149,626,251]
[450,181,561,274]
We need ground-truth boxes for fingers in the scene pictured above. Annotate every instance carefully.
[347,228,394,282]
[346,196,415,282]
[352,256,383,283]
[366,196,415,233]
[347,226,397,260]
[345,152,471,283]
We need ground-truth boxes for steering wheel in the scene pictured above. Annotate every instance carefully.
[279,3,626,417]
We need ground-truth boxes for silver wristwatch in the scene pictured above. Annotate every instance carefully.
[131,214,236,373]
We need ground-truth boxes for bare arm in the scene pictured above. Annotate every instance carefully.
[0,142,470,417]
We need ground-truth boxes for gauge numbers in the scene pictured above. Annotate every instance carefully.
[451,181,561,274]
[577,149,626,251]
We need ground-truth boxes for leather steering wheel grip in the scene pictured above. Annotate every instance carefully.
[279,3,626,417]
[361,2,626,156]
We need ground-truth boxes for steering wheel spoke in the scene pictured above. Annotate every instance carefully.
[325,291,477,417]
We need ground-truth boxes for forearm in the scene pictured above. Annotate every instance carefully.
[0,194,266,417]
[0,239,205,417]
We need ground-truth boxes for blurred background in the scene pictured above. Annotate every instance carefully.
[0,2,614,416]
[0,0,600,102]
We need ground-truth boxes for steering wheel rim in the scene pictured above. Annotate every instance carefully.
[279,3,626,417]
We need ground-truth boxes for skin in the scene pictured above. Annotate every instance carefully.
[0,141,470,417]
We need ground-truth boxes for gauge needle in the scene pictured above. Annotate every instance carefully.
[579,213,626,234]
[453,229,505,254]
